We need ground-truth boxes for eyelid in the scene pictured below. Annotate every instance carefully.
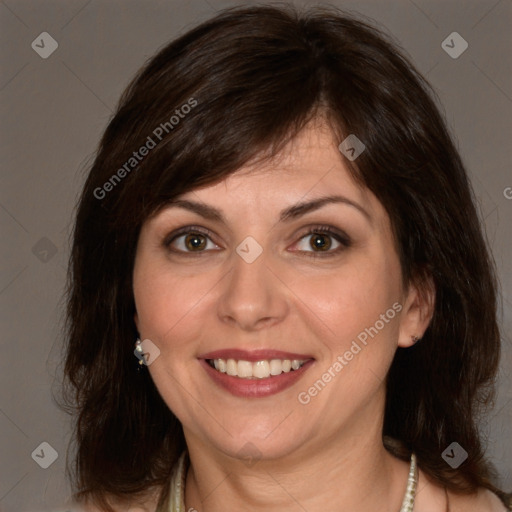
[295,224,351,245]
[163,223,352,255]
[291,224,352,257]
[163,225,220,250]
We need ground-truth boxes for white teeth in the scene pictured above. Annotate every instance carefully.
[237,360,253,378]
[253,360,270,378]
[209,358,308,378]
[226,359,237,376]
[269,359,282,375]
[217,359,227,373]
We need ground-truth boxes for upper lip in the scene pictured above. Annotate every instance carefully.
[199,349,315,362]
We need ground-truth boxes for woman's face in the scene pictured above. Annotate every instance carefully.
[133,119,424,462]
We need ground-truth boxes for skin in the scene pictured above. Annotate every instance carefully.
[129,118,503,512]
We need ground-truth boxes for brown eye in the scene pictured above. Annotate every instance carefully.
[184,233,207,251]
[298,231,343,254]
[309,233,332,251]
[164,226,220,254]
[293,225,351,258]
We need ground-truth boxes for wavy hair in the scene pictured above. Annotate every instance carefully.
[58,4,508,510]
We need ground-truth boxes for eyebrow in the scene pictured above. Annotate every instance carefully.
[163,195,371,224]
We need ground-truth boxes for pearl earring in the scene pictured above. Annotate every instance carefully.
[134,338,145,371]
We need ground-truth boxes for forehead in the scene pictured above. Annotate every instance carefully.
[174,119,379,221]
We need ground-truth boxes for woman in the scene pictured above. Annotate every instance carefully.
[61,4,511,511]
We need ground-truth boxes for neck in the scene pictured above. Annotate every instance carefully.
[182,405,410,511]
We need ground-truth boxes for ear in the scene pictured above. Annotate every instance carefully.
[397,274,435,348]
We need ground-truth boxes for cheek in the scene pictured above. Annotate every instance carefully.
[292,261,402,408]
[292,250,401,342]
[133,260,218,347]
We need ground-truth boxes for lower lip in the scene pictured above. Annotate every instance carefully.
[200,359,314,398]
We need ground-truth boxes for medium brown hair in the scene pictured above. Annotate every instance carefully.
[58,4,508,510]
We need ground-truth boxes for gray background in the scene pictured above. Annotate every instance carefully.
[0,0,511,510]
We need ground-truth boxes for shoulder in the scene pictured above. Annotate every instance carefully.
[79,500,160,512]
[59,494,161,512]
[446,487,510,512]
[415,467,509,511]
[60,504,155,512]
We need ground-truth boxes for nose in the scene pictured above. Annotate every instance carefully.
[216,244,289,332]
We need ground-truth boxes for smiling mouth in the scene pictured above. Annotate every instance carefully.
[206,358,309,379]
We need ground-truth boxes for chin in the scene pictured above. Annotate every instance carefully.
[202,419,313,463]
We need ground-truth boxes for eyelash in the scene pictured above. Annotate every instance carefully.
[163,224,351,258]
